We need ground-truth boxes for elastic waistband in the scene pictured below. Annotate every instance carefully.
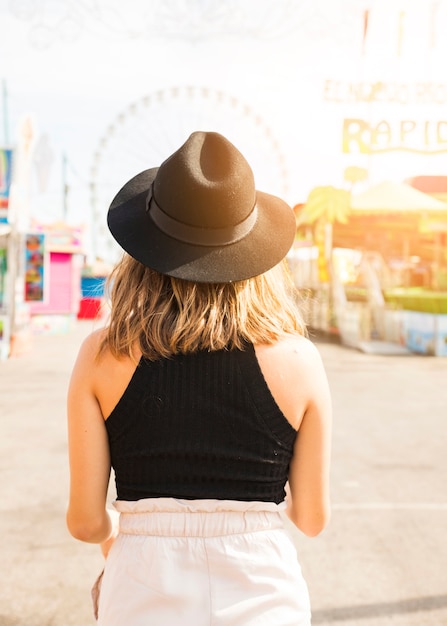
[113,498,286,537]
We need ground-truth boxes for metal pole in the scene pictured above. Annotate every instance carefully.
[2,80,14,356]
[62,152,68,221]
[2,79,9,145]
[6,229,18,356]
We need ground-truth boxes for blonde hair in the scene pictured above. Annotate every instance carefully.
[100,254,306,360]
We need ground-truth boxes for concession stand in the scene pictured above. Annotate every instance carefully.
[332,181,447,354]
[26,223,84,334]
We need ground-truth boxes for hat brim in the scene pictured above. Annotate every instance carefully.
[107,168,296,283]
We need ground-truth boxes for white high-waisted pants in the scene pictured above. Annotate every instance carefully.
[96,498,311,626]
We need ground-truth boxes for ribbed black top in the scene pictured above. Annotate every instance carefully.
[105,343,297,504]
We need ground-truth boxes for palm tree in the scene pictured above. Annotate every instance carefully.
[343,166,368,192]
[297,186,351,282]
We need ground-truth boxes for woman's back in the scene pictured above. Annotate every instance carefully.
[81,331,330,534]
[91,332,317,433]
[66,131,332,625]
[98,341,298,503]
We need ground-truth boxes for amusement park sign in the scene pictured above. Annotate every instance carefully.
[323,80,447,155]
[342,118,447,155]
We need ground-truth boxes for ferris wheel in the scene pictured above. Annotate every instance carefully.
[89,85,290,263]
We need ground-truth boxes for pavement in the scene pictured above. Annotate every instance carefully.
[1,320,447,626]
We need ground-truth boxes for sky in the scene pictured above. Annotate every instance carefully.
[2,0,447,260]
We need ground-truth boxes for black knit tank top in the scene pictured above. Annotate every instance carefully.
[105,343,297,504]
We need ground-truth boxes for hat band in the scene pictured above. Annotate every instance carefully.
[147,187,258,247]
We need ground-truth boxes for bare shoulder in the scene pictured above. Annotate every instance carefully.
[255,334,324,376]
[254,335,328,430]
[73,328,108,368]
[68,329,107,392]
[80,327,107,352]
[73,328,141,420]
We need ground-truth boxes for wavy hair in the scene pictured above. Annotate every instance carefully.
[100,254,306,360]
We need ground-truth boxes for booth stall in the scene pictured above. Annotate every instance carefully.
[27,223,84,334]
[77,259,110,321]
[331,181,447,354]
[293,180,447,354]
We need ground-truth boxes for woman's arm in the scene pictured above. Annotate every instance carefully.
[255,336,332,536]
[285,339,332,536]
[66,332,114,544]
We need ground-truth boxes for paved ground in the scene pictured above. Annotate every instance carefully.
[1,320,446,626]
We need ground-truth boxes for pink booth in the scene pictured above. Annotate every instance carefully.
[27,223,84,334]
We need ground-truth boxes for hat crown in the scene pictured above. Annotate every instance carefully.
[107,130,296,283]
[153,132,256,228]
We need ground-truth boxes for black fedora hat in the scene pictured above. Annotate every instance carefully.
[107,131,296,283]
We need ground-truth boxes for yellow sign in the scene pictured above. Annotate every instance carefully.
[343,118,447,154]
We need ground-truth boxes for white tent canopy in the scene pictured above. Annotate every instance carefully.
[351,181,447,212]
